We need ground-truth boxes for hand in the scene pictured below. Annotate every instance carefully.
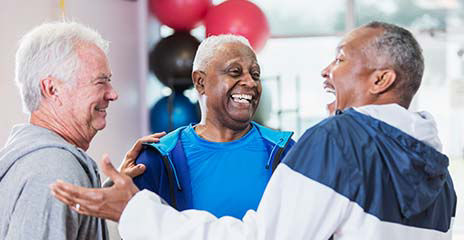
[120,132,166,178]
[50,154,139,222]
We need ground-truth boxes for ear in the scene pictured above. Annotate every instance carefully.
[369,69,396,95]
[39,77,61,103]
[192,70,206,95]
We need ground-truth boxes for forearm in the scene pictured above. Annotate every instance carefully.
[118,164,349,240]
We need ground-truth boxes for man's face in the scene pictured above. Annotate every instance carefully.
[202,42,262,129]
[59,42,118,137]
[321,27,383,111]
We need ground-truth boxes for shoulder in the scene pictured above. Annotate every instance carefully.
[16,147,92,187]
[283,118,363,194]
[136,146,164,168]
[251,122,294,147]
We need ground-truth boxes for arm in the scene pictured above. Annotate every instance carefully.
[119,164,352,240]
[52,127,357,240]
[132,146,164,193]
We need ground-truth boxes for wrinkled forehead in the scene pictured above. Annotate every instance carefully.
[211,42,257,65]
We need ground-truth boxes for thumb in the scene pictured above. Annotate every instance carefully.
[100,154,124,184]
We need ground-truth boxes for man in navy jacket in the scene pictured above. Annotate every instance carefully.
[52,21,456,240]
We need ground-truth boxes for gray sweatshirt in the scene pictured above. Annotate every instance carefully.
[0,124,108,240]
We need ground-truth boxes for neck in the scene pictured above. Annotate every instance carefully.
[349,95,406,111]
[194,118,251,142]
[30,108,94,151]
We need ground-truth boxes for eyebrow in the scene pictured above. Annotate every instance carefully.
[95,73,112,79]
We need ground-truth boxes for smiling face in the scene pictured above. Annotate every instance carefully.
[321,27,384,111]
[195,42,262,130]
[59,42,118,138]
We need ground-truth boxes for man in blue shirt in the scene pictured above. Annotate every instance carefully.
[132,35,294,218]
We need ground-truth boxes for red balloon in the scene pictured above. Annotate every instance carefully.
[204,0,270,52]
[149,0,212,31]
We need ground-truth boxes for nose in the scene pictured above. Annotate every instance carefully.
[240,73,258,88]
[105,86,119,101]
[321,63,331,78]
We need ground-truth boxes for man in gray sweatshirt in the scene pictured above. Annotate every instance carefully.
[0,22,117,240]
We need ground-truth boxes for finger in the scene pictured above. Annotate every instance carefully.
[52,188,97,218]
[51,180,95,202]
[124,133,164,161]
[150,131,166,138]
[50,183,76,207]
[101,154,126,185]
[52,182,106,213]
[139,132,166,144]
[124,164,146,178]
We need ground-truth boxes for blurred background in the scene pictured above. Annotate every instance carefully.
[0,0,462,239]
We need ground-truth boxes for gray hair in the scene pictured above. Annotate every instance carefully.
[15,21,109,113]
[192,34,252,72]
[361,21,424,106]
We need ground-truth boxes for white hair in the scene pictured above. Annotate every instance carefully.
[192,34,252,72]
[15,21,109,113]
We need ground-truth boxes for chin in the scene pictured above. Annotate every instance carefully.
[92,121,107,131]
[227,114,254,130]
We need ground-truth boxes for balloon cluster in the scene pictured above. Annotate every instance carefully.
[148,0,270,132]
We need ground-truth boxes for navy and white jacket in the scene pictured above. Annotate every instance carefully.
[119,104,456,240]
[133,121,295,211]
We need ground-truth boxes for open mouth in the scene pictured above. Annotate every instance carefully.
[323,82,336,115]
[230,93,253,104]
[323,81,336,96]
[95,106,107,113]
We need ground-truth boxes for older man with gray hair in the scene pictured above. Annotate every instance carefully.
[0,21,115,240]
[128,34,295,219]
[0,21,124,240]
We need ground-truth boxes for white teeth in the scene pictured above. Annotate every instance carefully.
[232,98,250,104]
[95,108,106,113]
[231,94,252,101]
[324,87,336,95]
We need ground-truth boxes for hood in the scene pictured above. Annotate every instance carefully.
[349,104,450,218]
[0,124,96,181]
[354,104,443,152]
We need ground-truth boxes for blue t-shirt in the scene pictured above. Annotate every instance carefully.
[180,124,271,219]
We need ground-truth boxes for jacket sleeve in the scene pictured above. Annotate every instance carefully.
[119,127,357,240]
[133,146,164,194]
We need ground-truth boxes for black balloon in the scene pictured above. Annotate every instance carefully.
[149,32,200,91]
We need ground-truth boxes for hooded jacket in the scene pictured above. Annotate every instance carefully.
[119,104,456,240]
[0,124,108,240]
[133,121,294,212]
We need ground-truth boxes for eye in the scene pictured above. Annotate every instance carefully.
[96,77,111,84]
[251,71,261,80]
[335,58,343,64]
[228,68,242,76]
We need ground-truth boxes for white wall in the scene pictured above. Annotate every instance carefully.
[0,0,150,238]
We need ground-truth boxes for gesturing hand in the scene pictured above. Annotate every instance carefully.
[51,154,139,222]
